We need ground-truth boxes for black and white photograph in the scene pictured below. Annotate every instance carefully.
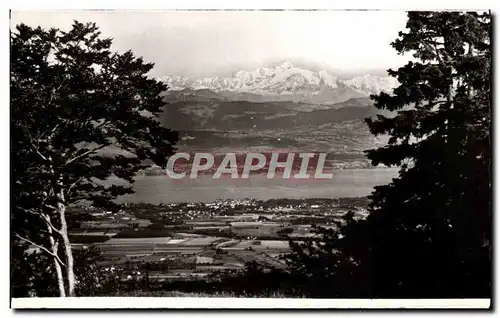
[9,9,492,309]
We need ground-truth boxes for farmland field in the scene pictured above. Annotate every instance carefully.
[69,197,370,282]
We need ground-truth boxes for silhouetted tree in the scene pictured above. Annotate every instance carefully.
[11,21,178,296]
[286,11,491,298]
[277,227,293,237]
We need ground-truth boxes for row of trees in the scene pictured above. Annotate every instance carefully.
[11,21,178,296]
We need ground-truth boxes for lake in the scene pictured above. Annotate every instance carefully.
[109,168,399,204]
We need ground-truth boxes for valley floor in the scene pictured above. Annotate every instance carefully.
[68,197,370,290]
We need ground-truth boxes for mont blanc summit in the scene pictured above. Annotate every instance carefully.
[159,62,398,101]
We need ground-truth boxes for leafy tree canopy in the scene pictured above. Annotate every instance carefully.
[11,21,178,296]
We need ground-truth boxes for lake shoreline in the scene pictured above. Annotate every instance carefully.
[104,167,399,204]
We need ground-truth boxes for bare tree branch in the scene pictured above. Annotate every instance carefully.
[15,233,66,267]
[64,144,107,166]
[67,177,85,196]
[25,130,48,161]
[41,214,63,237]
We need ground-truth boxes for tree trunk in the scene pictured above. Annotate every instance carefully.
[56,187,76,297]
[44,214,66,297]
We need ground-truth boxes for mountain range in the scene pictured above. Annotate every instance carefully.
[157,62,396,161]
[159,61,398,105]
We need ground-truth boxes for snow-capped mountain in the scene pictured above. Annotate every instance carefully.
[343,74,399,96]
[160,61,398,104]
[159,61,398,104]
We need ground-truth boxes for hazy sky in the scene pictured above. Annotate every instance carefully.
[11,10,411,77]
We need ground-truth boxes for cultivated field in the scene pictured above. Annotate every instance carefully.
[69,197,369,282]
